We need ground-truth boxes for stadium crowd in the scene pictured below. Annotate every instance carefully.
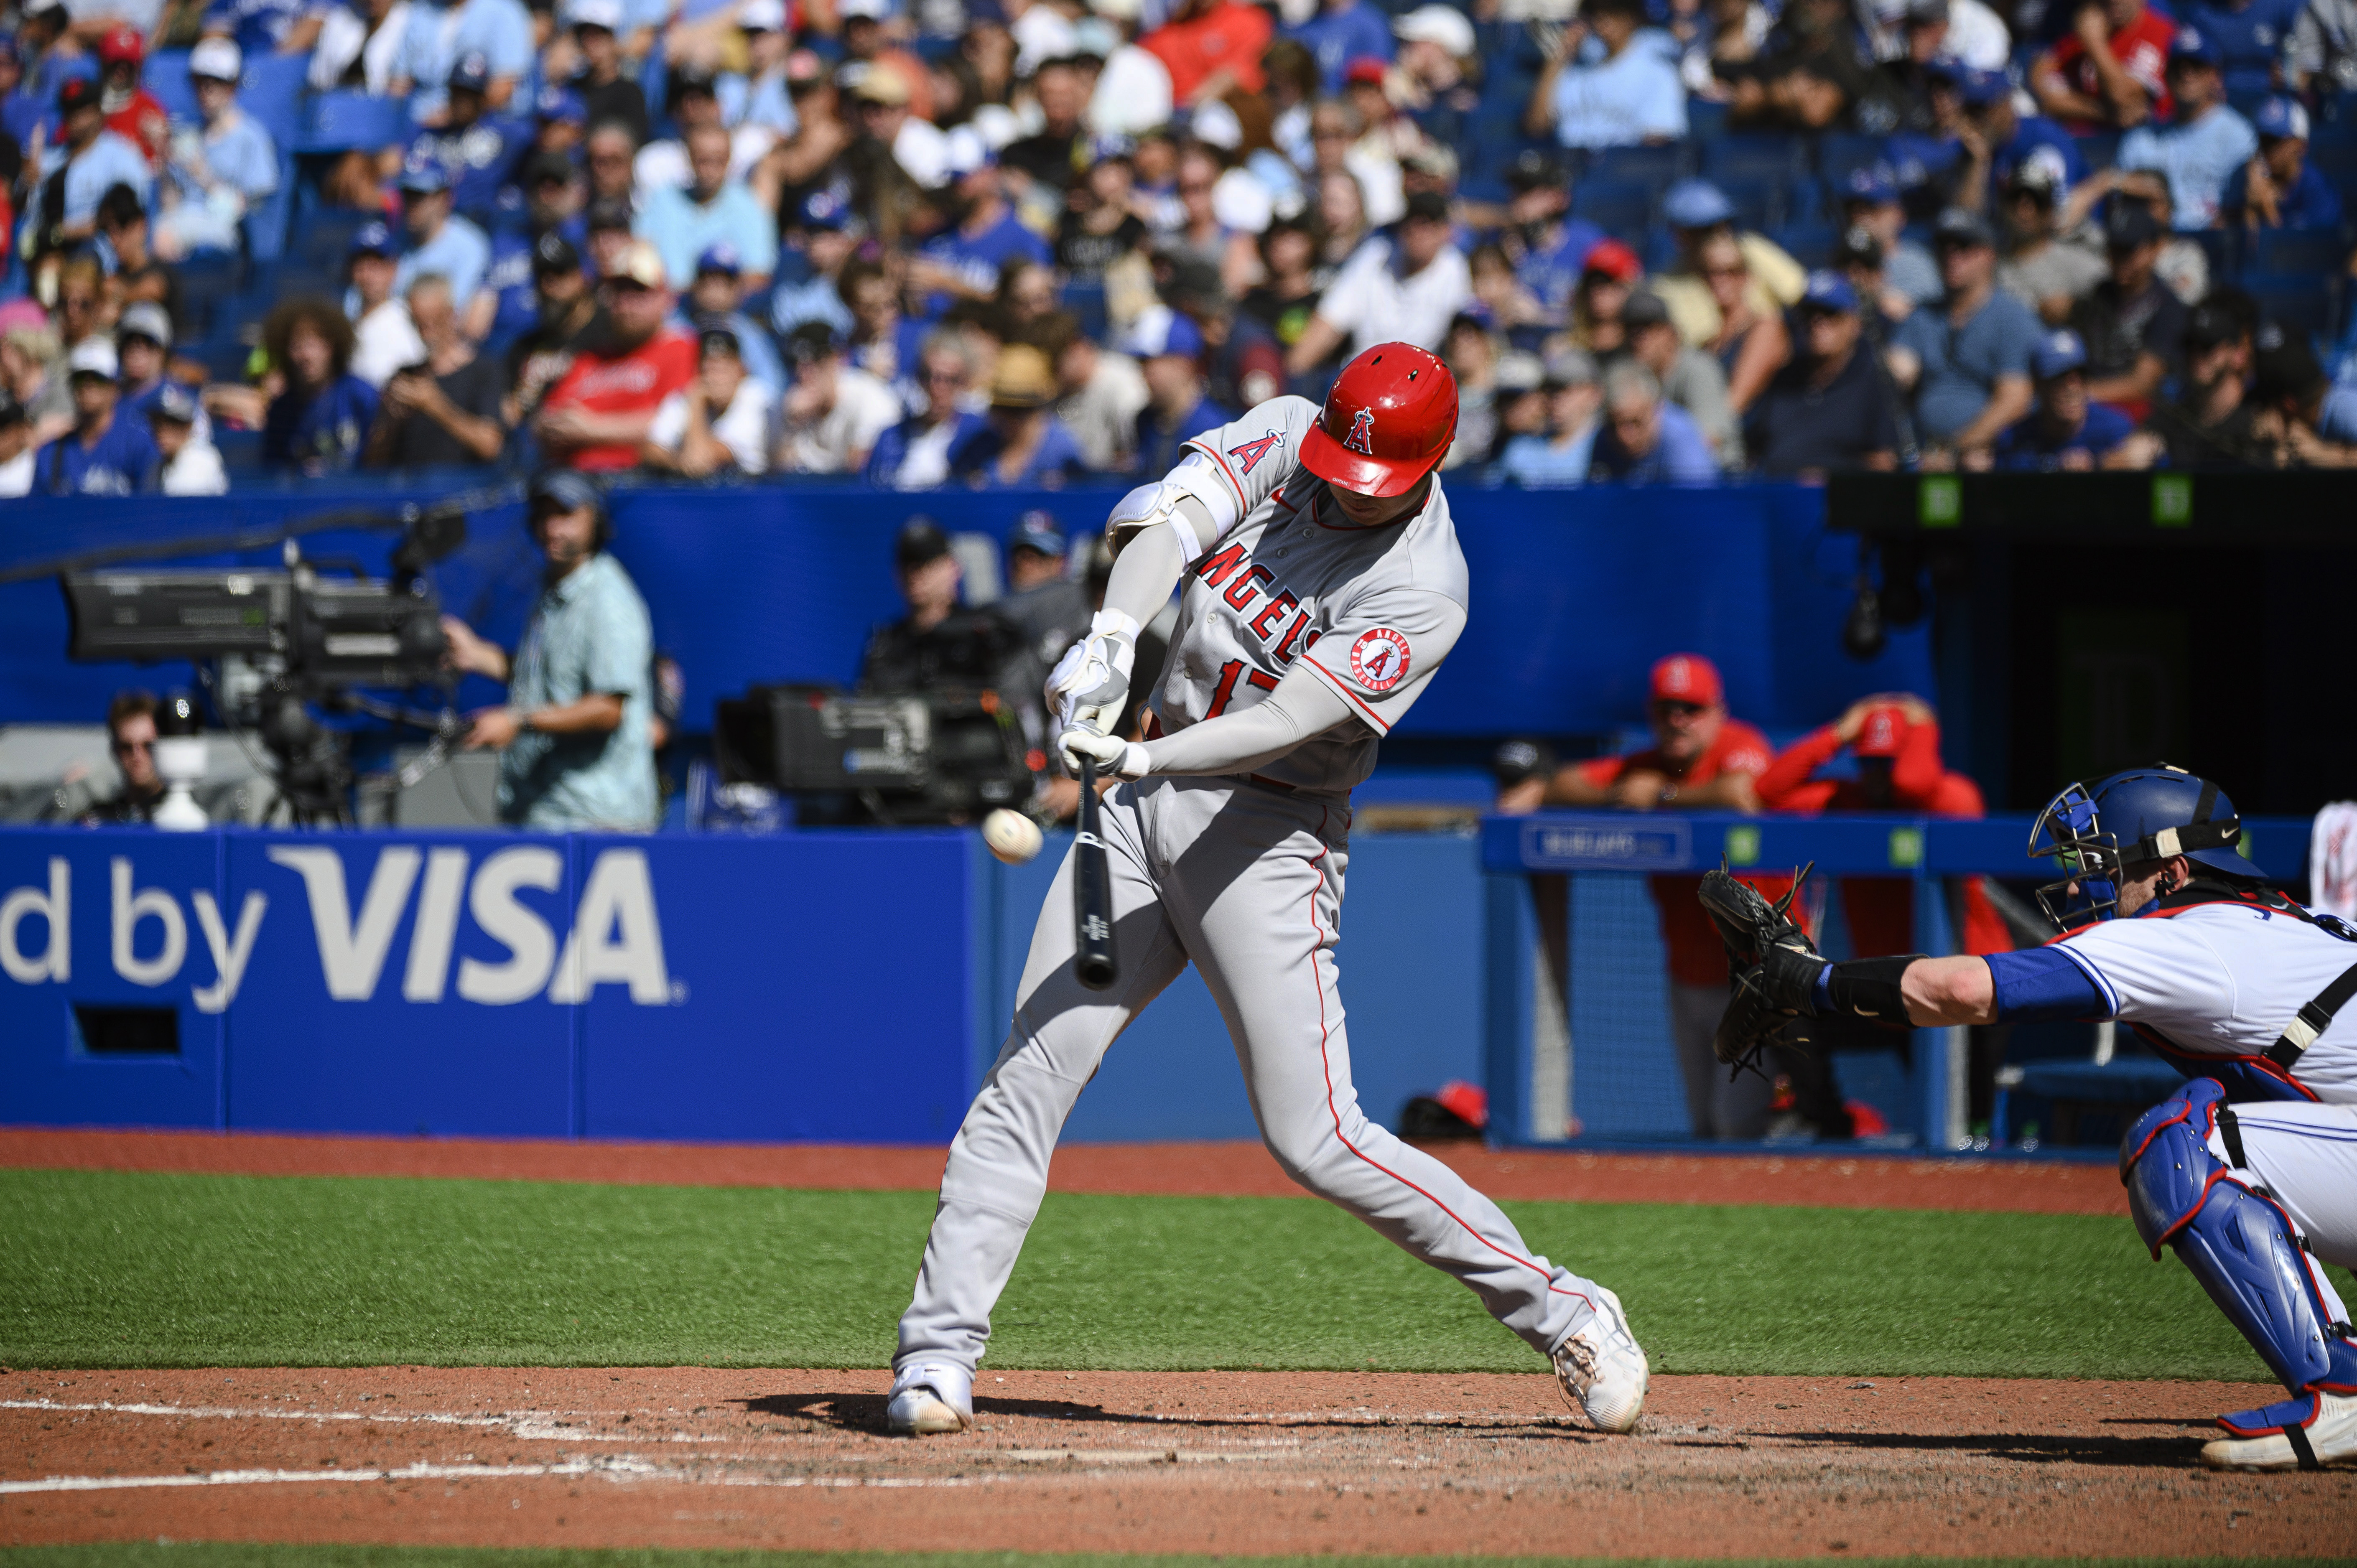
[4,0,2357,495]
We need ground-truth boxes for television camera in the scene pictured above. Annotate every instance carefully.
[55,503,476,825]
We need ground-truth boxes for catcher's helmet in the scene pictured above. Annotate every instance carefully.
[2026,764,2264,927]
[1299,343,1458,498]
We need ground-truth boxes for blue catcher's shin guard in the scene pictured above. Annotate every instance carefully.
[2120,1081,2357,1399]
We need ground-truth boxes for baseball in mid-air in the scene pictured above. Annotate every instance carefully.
[982,809,1044,865]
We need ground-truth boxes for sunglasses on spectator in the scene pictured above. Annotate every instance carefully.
[114,737,152,754]
[1651,699,1708,718]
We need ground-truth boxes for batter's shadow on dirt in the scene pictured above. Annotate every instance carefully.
[1776,1428,2204,1467]
[743,1392,1190,1433]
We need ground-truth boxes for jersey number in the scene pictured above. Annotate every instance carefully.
[1206,659,1279,719]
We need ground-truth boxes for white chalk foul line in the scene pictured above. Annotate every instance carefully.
[0,1457,658,1496]
[0,1398,725,1444]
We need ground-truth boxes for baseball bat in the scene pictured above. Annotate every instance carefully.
[1073,756,1119,991]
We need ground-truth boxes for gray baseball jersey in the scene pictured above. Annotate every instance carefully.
[893,394,1615,1402]
[1151,395,1470,796]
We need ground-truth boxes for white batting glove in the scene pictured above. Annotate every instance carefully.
[1060,726,1149,781]
[1045,608,1140,736]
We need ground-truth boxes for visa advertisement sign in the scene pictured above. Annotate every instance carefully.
[0,828,978,1143]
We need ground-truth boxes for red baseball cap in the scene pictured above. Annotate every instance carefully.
[1650,654,1723,707]
[1855,704,1909,757]
[99,23,144,65]
[1583,238,1641,283]
[1344,55,1388,85]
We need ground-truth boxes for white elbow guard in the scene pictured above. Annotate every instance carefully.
[1106,455,1238,563]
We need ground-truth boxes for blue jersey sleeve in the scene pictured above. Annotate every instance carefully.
[1988,946,2112,1023]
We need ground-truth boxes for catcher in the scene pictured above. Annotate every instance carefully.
[1699,764,2357,1472]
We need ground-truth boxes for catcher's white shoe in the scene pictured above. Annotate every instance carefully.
[1552,1285,1649,1433]
[2202,1392,2357,1471]
[886,1362,974,1436]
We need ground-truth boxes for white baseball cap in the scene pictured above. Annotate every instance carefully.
[188,36,242,82]
[67,336,120,379]
[840,0,892,19]
[738,0,786,28]
[568,0,624,31]
[1392,3,1475,57]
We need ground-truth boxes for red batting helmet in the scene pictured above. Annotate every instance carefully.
[1299,342,1458,498]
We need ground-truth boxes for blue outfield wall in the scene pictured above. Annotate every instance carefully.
[0,482,1930,737]
[0,824,1483,1145]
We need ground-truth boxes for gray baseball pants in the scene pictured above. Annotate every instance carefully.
[895,774,1609,1378]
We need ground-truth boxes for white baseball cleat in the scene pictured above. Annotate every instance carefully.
[2202,1392,2357,1471]
[886,1362,975,1436]
[1552,1285,1649,1433]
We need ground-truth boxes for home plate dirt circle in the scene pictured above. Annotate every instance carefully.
[6,1367,2350,1556]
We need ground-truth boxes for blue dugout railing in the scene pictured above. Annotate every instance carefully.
[1478,811,2318,1151]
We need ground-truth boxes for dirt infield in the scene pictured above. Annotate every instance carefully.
[0,1129,2128,1216]
[5,1367,2347,1558]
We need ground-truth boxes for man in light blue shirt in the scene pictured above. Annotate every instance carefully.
[441,471,659,831]
[1496,350,1601,486]
[1528,0,1686,149]
[23,76,150,259]
[392,160,494,323]
[1589,359,1717,483]
[393,0,535,123]
[156,38,279,259]
[2117,27,2258,229]
[1890,206,2042,451]
[1281,0,1394,92]
[635,122,779,289]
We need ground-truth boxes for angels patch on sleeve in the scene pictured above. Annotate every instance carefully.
[1348,627,1411,692]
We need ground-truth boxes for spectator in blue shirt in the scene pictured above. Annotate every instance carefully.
[1590,360,1720,482]
[719,0,798,137]
[392,0,535,123]
[1993,328,2147,468]
[23,77,151,263]
[1745,271,1906,476]
[202,0,308,56]
[31,337,158,496]
[405,53,530,224]
[634,122,778,290]
[480,155,589,349]
[261,298,381,476]
[950,344,1091,488]
[0,38,47,154]
[154,40,280,260]
[1122,305,1234,473]
[2178,0,2306,81]
[911,130,1052,319]
[1502,151,1604,328]
[2117,27,2258,229]
[1497,349,1603,486]
[1527,0,1689,148]
[391,159,494,333]
[2222,97,2345,229]
[1970,70,2086,203]
[1889,206,2041,454]
[678,243,786,391]
[1282,0,1394,93]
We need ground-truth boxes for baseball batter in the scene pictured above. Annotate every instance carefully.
[1704,765,2357,1471]
[886,344,1650,1438]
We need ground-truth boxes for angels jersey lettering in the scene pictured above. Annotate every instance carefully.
[1155,395,1470,796]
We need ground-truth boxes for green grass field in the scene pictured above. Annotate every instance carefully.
[0,1166,2273,1380]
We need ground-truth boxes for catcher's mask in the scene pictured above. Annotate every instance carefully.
[2026,764,2259,929]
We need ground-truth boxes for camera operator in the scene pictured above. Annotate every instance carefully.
[859,517,1048,776]
[438,471,659,831]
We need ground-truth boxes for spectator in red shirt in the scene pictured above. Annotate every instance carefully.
[2033,0,2175,132]
[1756,693,2018,1139]
[1142,0,1274,105]
[1497,653,1789,1140]
[534,239,697,472]
[97,26,169,168]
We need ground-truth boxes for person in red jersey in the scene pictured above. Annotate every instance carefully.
[534,239,696,472]
[1758,694,2018,1139]
[1498,653,1793,1140]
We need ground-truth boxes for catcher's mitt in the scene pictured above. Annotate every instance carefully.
[1696,863,1829,1076]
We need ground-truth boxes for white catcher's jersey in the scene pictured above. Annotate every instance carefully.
[2054,899,2357,1104]
[1147,395,1469,797]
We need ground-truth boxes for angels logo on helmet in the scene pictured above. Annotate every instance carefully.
[1344,408,1377,456]
[1348,627,1411,692]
